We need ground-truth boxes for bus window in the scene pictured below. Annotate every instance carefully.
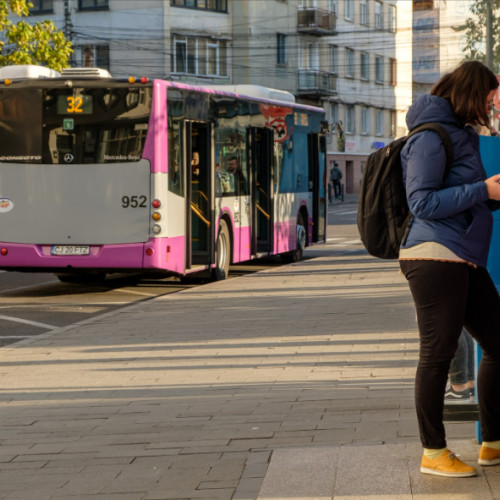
[168,118,184,197]
[273,141,284,193]
[0,89,42,162]
[214,127,248,196]
[41,86,152,164]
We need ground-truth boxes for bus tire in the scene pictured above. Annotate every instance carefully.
[281,213,306,263]
[213,219,231,281]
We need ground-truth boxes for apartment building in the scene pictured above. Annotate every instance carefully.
[322,0,411,193]
[26,0,468,194]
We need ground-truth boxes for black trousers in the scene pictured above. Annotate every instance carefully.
[400,260,500,449]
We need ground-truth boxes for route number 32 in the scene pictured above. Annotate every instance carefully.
[122,195,147,208]
[66,96,84,113]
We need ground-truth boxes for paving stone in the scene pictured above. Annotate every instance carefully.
[0,225,491,499]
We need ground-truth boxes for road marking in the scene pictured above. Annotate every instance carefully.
[329,210,358,215]
[325,238,362,246]
[114,289,158,297]
[0,315,56,330]
[0,336,31,339]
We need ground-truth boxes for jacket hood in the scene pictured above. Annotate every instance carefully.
[406,94,462,130]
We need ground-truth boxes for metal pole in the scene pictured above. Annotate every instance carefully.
[486,0,494,70]
[64,0,74,65]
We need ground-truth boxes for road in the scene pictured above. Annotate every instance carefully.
[0,200,360,347]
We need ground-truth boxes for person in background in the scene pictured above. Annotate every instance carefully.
[330,162,343,200]
[399,60,500,478]
[192,151,200,178]
[445,328,475,402]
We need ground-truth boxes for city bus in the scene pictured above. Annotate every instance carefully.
[0,65,327,282]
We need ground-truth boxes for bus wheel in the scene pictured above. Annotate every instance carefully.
[281,214,306,263]
[213,219,231,281]
[55,272,106,283]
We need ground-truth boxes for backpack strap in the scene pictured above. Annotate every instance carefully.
[407,122,453,175]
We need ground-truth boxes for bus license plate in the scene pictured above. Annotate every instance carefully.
[51,245,90,256]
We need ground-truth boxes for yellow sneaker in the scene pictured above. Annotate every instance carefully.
[478,446,500,466]
[421,450,477,477]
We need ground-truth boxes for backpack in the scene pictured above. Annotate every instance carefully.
[357,123,453,259]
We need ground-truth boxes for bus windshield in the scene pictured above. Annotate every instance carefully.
[0,86,152,164]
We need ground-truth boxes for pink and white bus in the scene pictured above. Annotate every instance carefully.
[0,65,327,282]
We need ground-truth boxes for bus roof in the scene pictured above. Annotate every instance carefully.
[165,80,324,114]
[0,64,324,114]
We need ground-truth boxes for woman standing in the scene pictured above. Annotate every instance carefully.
[400,60,500,477]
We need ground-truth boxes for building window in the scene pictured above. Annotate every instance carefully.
[361,107,370,135]
[376,109,384,135]
[330,45,338,74]
[390,58,397,86]
[277,34,287,66]
[345,0,354,21]
[329,102,339,126]
[375,55,384,83]
[79,0,109,10]
[360,52,369,81]
[375,1,383,29]
[413,0,434,10]
[345,48,355,78]
[81,45,110,70]
[172,35,227,77]
[360,0,369,25]
[346,105,355,134]
[30,0,53,13]
[300,39,319,70]
[329,0,337,14]
[390,110,396,136]
[171,0,228,12]
[388,5,396,32]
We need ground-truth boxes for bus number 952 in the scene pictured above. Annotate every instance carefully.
[122,195,147,208]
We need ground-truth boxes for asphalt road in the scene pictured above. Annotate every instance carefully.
[0,200,360,347]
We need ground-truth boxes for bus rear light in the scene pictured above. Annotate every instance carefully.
[152,212,161,221]
[152,224,161,234]
[4,78,11,86]
[140,77,148,84]
[0,248,7,256]
[145,247,154,256]
[152,199,161,208]
[167,245,171,253]
[128,76,136,84]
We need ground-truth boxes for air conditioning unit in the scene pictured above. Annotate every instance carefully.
[0,65,60,79]
[60,67,112,79]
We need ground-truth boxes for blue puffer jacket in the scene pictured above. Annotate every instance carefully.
[401,94,499,267]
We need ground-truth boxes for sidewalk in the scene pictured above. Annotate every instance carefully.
[0,224,490,499]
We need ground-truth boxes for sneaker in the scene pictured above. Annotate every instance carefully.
[478,446,500,466]
[421,450,477,477]
[445,386,471,403]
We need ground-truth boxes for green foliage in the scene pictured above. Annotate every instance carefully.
[0,0,72,71]
[459,0,500,71]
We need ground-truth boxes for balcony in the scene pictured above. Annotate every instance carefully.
[297,70,337,98]
[298,8,337,36]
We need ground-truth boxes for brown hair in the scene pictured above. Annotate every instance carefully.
[431,61,498,127]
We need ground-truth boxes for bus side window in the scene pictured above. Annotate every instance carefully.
[168,120,183,197]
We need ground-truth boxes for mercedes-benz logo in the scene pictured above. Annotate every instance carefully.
[64,153,74,163]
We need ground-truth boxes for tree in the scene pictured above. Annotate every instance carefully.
[458,0,500,71]
[0,0,72,71]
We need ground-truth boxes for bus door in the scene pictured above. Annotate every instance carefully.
[250,127,274,255]
[308,133,326,243]
[185,121,214,269]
